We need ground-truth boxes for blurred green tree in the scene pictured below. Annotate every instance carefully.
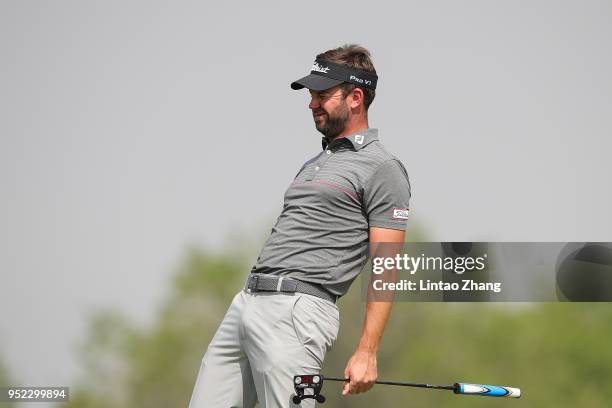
[0,356,16,407]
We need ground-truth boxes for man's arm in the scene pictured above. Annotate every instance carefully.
[342,226,405,396]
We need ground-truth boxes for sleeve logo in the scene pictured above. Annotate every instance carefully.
[392,208,410,220]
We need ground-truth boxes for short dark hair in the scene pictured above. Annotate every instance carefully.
[316,44,377,110]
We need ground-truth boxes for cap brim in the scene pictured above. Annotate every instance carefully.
[290,74,344,91]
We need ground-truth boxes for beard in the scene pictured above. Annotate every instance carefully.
[313,102,350,139]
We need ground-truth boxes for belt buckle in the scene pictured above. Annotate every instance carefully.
[248,274,259,291]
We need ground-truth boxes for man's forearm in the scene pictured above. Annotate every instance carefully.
[357,300,393,352]
[359,243,398,352]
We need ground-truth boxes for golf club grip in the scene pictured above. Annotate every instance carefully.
[454,383,521,398]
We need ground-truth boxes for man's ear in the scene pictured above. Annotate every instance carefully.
[349,87,365,109]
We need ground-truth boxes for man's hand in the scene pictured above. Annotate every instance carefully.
[342,348,378,395]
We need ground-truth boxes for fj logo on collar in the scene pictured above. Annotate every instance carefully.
[355,135,364,144]
[311,62,330,73]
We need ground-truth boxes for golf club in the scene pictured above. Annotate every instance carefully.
[292,374,521,404]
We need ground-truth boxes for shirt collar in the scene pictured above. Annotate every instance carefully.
[321,128,379,151]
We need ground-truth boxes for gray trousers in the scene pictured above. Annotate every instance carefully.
[188,288,340,408]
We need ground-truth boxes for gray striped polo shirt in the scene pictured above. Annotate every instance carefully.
[252,128,411,297]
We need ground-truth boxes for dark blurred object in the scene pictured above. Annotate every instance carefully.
[556,243,612,301]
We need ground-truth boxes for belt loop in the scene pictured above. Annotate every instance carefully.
[276,276,284,292]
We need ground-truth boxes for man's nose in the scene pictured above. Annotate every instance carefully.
[309,96,320,110]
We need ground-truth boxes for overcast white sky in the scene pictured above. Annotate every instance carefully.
[1,0,611,392]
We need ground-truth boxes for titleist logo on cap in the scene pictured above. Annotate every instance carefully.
[311,62,330,73]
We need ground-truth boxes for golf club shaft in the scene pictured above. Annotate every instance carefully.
[324,377,454,390]
[324,377,521,398]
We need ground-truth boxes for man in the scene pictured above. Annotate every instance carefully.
[189,44,411,407]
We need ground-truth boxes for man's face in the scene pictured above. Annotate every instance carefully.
[309,86,350,139]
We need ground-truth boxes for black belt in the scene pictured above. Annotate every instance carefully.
[245,273,337,304]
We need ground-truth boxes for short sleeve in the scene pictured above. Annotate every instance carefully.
[362,159,412,230]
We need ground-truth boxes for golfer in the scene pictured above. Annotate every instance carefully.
[189,44,411,407]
